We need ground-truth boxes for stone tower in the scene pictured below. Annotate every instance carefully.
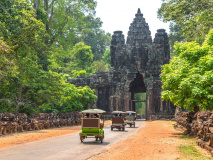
[67,9,175,120]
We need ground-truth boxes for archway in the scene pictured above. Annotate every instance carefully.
[129,73,147,119]
[133,93,146,119]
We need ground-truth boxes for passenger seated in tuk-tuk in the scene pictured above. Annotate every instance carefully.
[84,113,90,118]
[113,114,118,118]
[93,114,104,129]
[94,114,99,118]
[129,114,134,117]
[113,113,123,118]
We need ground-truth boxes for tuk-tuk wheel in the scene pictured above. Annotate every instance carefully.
[130,124,132,127]
[111,127,113,131]
[80,136,84,142]
[100,137,103,143]
[123,127,125,131]
[96,137,99,141]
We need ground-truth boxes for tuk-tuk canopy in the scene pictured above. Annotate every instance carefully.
[81,109,106,114]
[125,111,136,114]
[111,111,125,114]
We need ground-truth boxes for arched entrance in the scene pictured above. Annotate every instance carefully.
[129,73,147,119]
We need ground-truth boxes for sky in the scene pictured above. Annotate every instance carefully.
[95,0,170,40]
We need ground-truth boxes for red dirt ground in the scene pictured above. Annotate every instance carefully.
[89,121,212,160]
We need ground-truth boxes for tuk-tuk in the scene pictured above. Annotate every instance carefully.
[79,109,106,143]
[124,111,136,128]
[125,111,137,120]
[111,111,126,131]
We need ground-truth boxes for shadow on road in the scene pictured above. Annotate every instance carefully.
[126,127,139,128]
[110,130,128,132]
[135,119,146,121]
[81,141,110,146]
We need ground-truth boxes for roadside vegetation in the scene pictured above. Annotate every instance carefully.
[178,135,212,159]
[158,0,213,112]
[0,0,111,114]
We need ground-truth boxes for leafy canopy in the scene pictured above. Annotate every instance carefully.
[0,0,97,114]
[161,29,213,111]
[158,0,213,43]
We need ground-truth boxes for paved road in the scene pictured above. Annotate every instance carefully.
[0,120,145,160]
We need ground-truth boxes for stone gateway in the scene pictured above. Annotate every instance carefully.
[67,9,175,120]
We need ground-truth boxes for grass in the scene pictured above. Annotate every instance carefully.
[180,134,196,141]
[178,145,212,160]
[179,145,202,156]
[172,123,213,159]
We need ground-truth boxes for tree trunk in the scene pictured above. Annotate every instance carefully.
[33,0,38,11]
[15,83,23,112]
[193,106,199,113]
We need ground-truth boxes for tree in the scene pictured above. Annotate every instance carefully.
[48,42,94,77]
[91,60,109,72]
[71,70,88,78]
[134,93,146,118]
[77,15,112,60]
[61,84,97,112]
[0,0,61,113]
[102,49,111,68]
[168,22,185,56]
[0,38,17,82]
[71,42,94,70]
[31,0,97,46]
[161,29,213,111]
[0,0,99,114]
[0,0,44,49]
[0,0,45,112]
[158,0,213,43]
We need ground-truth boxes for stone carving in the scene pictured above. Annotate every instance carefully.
[67,8,175,119]
[0,112,81,136]
[175,109,213,156]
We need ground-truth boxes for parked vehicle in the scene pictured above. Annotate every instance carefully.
[79,109,105,143]
[111,111,126,131]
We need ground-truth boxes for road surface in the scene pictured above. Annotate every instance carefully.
[0,120,145,160]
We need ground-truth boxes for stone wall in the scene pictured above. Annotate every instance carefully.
[0,112,81,136]
[67,8,175,120]
[175,109,213,156]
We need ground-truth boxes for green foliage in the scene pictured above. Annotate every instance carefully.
[0,0,98,114]
[48,42,97,77]
[102,49,111,68]
[48,45,76,74]
[0,38,17,82]
[77,15,112,60]
[62,84,97,112]
[0,0,44,48]
[158,0,213,43]
[168,23,185,56]
[178,145,203,158]
[72,70,88,78]
[161,30,213,111]
[71,42,94,70]
[91,60,109,72]
[134,93,146,118]
[180,135,196,141]
[32,0,97,46]
[0,0,45,112]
